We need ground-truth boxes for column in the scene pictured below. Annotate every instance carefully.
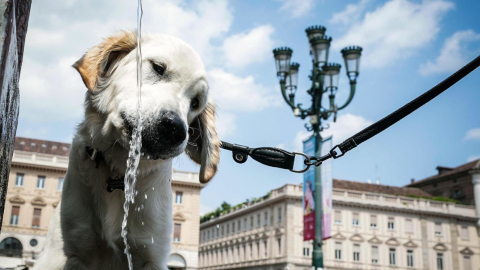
[472,173,480,226]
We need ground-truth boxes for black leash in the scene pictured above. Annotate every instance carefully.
[220,54,480,173]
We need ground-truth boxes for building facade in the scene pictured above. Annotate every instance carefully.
[0,137,204,270]
[198,179,480,270]
[407,159,480,206]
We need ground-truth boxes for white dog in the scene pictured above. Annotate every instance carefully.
[33,31,220,270]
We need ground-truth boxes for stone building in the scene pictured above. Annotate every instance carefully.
[407,159,480,206]
[198,179,480,270]
[0,137,204,270]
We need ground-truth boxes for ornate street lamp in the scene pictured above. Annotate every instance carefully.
[273,25,362,270]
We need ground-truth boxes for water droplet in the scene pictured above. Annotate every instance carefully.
[141,152,145,156]
[147,156,150,160]
[152,187,155,190]
[145,194,147,199]
[141,204,144,209]
[144,245,146,248]
[151,237,154,243]
[142,221,144,226]
[135,191,138,196]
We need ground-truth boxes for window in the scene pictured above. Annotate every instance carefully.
[370,215,377,229]
[437,253,444,270]
[303,247,310,256]
[389,248,396,265]
[207,230,210,240]
[238,221,241,232]
[264,212,268,226]
[460,226,469,239]
[406,219,413,233]
[277,238,282,255]
[244,218,247,230]
[243,244,246,260]
[221,225,224,236]
[15,173,24,187]
[175,191,183,204]
[388,217,395,230]
[352,213,359,226]
[216,226,219,237]
[32,208,41,228]
[264,240,268,258]
[407,250,414,267]
[257,214,260,227]
[353,244,360,261]
[249,243,253,260]
[463,256,472,270]
[250,216,254,228]
[335,242,342,260]
[270,209,274,225]
[257,242,260,258]
[37,176,45,189]
[435,222,442,236]
[58,177,64,191]
[278,207,282,223]
[371,246,378,264]
[232,222,236,233]
[334,211,342,225]
[173,223,181,242]
[10,206,19,225]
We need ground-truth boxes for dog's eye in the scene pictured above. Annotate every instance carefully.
[190,97,200,110]
[151,62,166,76]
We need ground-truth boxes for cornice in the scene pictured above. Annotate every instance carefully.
[333,200,477,223]
[11,163,67,173]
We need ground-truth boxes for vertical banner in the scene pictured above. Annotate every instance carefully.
[302,136,316,241]
[321,136,333,240]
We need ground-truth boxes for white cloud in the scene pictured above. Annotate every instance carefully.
[465,128,480,141]
[419,30,480,75]
[215,112,237,139]
[332,0,454,68]
[330,0,371,27]
[222,25,275,68]
[321,114,373,145]
[279,0,316,18]
[208,69,281,112]
[292,114,372,152]
[468,155,480,162]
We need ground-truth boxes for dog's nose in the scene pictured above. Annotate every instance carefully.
[158,111,186,146]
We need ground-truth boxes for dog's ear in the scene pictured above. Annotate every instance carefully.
[186,99,220,184]
[73,31,137,91]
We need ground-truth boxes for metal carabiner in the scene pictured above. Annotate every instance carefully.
[289,152,311,173]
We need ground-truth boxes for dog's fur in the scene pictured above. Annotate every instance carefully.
[33,31,220,270]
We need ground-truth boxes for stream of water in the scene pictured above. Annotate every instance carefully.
[121,0,143,269]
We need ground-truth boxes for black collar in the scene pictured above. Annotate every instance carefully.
[85,146,125,192]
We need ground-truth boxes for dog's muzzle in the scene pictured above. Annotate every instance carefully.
[139,110,187,159]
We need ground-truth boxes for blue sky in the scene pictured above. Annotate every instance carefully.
[16,0,480,214]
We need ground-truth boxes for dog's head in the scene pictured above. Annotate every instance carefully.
[73,31,219,183]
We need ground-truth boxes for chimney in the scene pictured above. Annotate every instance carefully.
[411,178,415,184]
[436,166,453,175]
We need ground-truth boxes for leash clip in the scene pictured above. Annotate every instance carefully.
[290,152,311,173]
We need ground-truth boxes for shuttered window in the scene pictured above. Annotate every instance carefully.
[173,223,181,242]
[352,213,359,226]
[371,246,379,264]
[370,215,377,228]
[334,211,342,224]
[353,244,360,261]
[460,226,469,239]
[463,256,472,270]
[335,242,342,260]
[32,208,41,228]
[435,222,442,236]
[405,219,413,233]
[10,206,19,225]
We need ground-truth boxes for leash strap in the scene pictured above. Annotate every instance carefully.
[220,54,480,172]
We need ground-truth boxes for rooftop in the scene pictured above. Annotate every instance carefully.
[334,179,431,197]
[406,158,480,187]
[14,137,70,156]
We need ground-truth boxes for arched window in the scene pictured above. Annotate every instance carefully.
[0,237,23,257]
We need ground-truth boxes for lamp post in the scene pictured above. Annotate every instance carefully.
[273,25,362,269]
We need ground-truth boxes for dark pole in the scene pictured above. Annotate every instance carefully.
[312,126,323,269]
[0,0,32,232]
